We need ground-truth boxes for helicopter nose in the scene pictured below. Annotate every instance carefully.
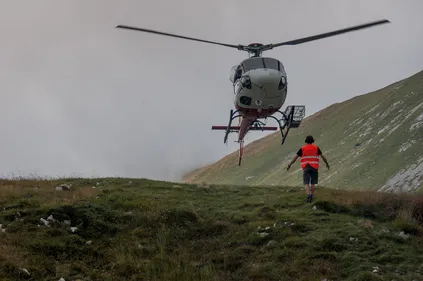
[247,69,283,89]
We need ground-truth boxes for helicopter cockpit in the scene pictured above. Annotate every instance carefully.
[241,57,286,75]
[229,57,286,84]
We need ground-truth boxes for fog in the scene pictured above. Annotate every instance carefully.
[0,0,422,181]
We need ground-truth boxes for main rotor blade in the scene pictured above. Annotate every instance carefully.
[116,25,242,49]
[268,19,390,48]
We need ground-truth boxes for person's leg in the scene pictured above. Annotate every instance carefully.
[309,168,318,201]
[310,184,315,195]
[305,184,311,202]
[303,168,312,202]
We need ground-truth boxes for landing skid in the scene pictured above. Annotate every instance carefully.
[212,105,306,166]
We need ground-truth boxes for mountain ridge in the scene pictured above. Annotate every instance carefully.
[183,69,423,192]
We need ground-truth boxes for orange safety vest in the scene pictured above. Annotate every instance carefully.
[300,144,320,169]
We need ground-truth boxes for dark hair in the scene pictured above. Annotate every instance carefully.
[305,135,314,144]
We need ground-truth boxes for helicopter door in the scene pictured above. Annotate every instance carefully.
[229,65,237,83]
[234,66,242,82]
[229,65,242,83]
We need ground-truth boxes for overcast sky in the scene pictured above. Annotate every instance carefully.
[0,0,422,181]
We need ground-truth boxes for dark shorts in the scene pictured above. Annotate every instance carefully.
[303,165,318,185]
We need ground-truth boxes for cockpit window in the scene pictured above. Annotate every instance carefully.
[279,62,286,74]
[241,57,285,73]
[241,58,264,71]
[262,58,279,70]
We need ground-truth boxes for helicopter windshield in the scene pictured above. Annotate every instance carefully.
[242,57,285,73]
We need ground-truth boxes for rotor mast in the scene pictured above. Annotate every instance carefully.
[242,43,265,57]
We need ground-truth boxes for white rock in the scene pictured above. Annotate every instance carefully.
[19,268,30,276]
[55,183,72,191]
[40,218,49,226]
[312,205,317,210]
[398,231,410,239]
[266,240,277,248]
[259,232,269,238]
[59,278,66,281]
[70,227,78,233]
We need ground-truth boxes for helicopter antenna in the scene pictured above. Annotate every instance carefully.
[116,19,390,57]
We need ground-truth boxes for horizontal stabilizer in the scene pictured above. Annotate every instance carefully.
[211,126,277,131]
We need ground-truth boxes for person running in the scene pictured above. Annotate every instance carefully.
[286,135,330,202]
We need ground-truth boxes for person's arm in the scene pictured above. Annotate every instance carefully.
[320,154,330,169]
[287,149,301,171]
[287,155,299,171]
[317,147,329,169]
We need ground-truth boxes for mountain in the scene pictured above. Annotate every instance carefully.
[184,70,423,192]
[1,178,423,281]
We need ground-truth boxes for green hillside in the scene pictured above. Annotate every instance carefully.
[1,178,423,281]
[184,70,423,192]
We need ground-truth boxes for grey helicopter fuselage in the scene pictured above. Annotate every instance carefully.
[229,56,287,119]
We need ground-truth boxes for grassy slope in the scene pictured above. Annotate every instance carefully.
[184,70,423,192]
[1,178,423,281]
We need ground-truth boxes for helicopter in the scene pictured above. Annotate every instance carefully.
[116,19,390,166]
